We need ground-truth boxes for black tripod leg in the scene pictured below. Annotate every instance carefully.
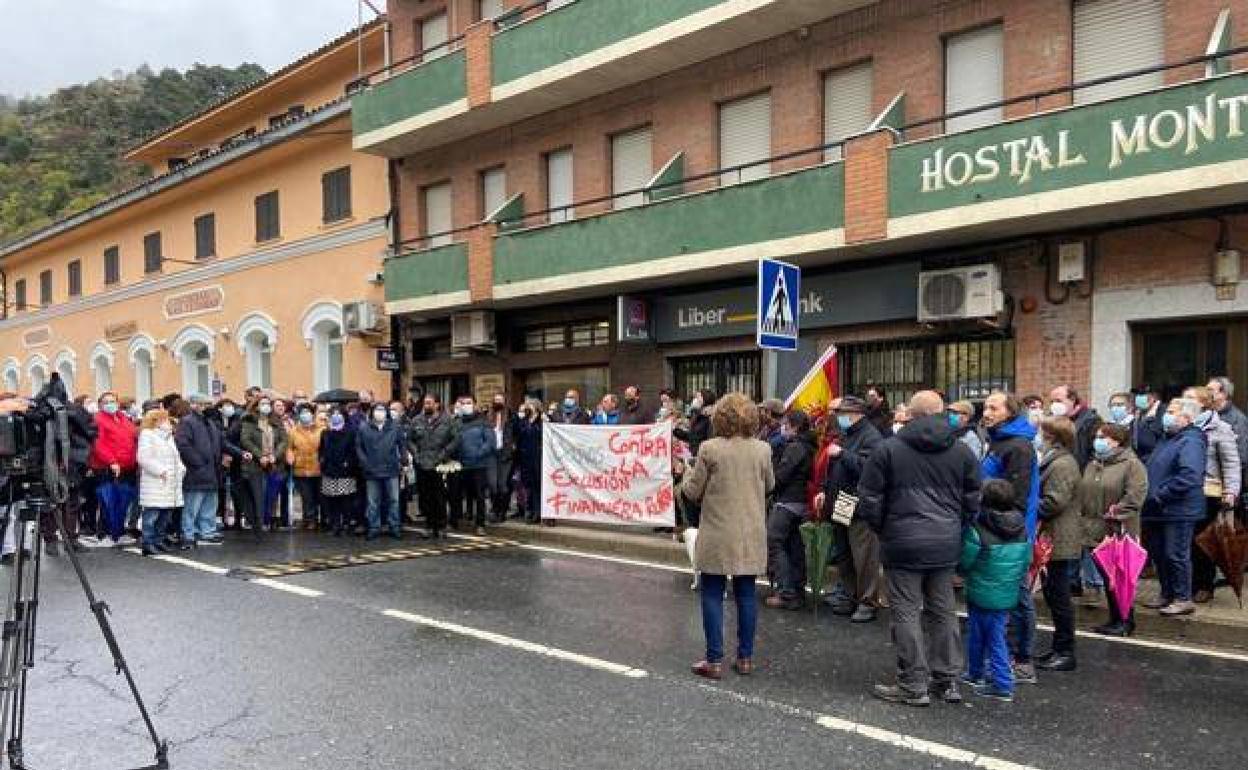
[49,503,169,769]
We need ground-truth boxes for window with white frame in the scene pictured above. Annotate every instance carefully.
[824,61,874,161]
[1073,0,1165,105]
[423,182,452,247]
[2,360,19,394]
[719,92,772,185]
[26,359,48,398]
[304,303,344,393]
[53,351,76,398]
[546,147,574,223]
[480,167,507,220]
[421,12,449,59]
[237,313,278,390]
[133,348,154,403]
[611,127,652,210]
[944,24,1004,133]
[478,0,504,20]
[90,343,114,396]
[171,326,214,398]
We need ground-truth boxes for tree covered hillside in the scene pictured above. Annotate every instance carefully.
[0,63,266,244]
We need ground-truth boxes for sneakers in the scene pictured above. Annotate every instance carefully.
[850,604,877,623]
[929,681,963,704]
[1035,653,1077,672]
[198,534,225,545]
[1159,601,1196,617]
[1012,662,1037,685]
[960,672,985,687]
[973,683,1014,702]
[1142,596,1170,610]
[872,684,931,707]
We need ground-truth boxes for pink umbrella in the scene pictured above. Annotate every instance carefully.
[1092,535,1119,597]
[1093,534,1149,621]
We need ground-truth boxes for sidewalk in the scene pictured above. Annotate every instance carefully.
[486,520,1248,651]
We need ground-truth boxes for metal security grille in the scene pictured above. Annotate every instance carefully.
[840,337,1014,408]
[671,352,762,401]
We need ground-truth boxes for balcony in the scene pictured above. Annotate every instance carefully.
[353,0,875,157]
[383,242,470,314]
[886,66,1248,247]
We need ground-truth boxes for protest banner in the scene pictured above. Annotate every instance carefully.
[541,423,675,526]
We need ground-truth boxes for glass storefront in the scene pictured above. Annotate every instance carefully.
[523,366,610,408]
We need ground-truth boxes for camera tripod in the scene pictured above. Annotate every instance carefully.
[0,481,168,769]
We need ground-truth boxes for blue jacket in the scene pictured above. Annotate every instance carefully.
[354,419,405,480]
[1142,425,1207,523]
[592,411,621,426]
[982,415,1040,542]
[456,414,496,470]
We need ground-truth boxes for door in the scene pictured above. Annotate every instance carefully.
[1133,320,1248,407]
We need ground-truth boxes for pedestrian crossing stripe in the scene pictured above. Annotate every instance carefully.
[229,538,520,578]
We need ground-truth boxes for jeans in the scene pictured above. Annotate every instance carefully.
[887,567,962,695]
[1146,520,1196,603]
[366,477,401,536]
[766,503,806,597]
[294,476,321,527]
[700,574,757,663]
[1080,549,1104,589]
[181,490,219,542]
[966,606,1013,694]
[141,507,174,548]
[1008,582,1036,663]
[1042,559,1077,656]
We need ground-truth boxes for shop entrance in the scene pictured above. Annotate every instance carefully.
[1132,319,1248,407]
[522,367,610,409]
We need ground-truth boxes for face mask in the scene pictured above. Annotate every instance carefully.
[1093,437,1112,457]
[1195,410,1213,428]
[83,402,98,415]
[259,404,272,416]
[625,397,638,407]
[101,402,119,415]
[390,408,404,421]
[690,398,704,410]
[157,423,173,436]
[329,415,345,431]
[373,409,387,424]
[563,398,576,410]
[128,406,141,419]
[1109,405,1128,423]
[1162,412,1179,433]
[836,414,852,432]
[657,408,670,420]
[892,422,904,435]
[1049,401,1069,418]
[947,413,961,429]
[1027,408,1043,425]
[1134,395,1149,410]
[299,412,314,426]
[423,406,434,415]
[222,405,236,419]
[780,425,794,439]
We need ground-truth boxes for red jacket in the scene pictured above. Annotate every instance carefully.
[88,412,138,473]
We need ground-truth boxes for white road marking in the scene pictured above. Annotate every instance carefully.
[123,548,229,575]
[252,578,324,598]
[382,608,648,678]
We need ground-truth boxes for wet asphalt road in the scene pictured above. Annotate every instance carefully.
[7,530,1248,770]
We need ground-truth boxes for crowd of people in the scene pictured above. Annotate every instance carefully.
[2,373,1243,707]
[681,379,1245,706]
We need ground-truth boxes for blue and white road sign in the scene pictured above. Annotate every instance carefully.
[757,258,800,351]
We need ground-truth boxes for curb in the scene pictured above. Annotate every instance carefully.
[486,521,1248,652]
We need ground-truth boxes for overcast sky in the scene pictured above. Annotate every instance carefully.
[0,0,373,97]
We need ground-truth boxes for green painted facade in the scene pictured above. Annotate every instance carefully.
[491,0,723,86]
[384,243,469,302]
[891,71,1248,217]
[493,163,844,285]
[352,50,467,139]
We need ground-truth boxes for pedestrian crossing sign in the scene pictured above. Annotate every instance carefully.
[757,258,800,351]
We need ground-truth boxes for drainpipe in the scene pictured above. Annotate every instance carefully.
[0,266,7,321]
[387,157,403,401]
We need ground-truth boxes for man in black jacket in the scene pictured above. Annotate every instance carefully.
[857,391,980,707]
[816,396,884,622]
[175,394,225,548]
[1049,384,1101,470]
[765,410,817,610]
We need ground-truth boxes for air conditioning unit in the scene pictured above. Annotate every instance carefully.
[343,301,385,336]
[451,311,496,350]
[917,264,1004,322]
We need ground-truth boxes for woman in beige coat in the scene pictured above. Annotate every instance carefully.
[680,392,774,680]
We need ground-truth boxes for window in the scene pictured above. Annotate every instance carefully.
[478,0,504,20]
[1074,0,1165,105]
[54,353,75,398]
[27,361,47,397]
[194,213,216,259]
[611,127,652,210]
[521,320,610,352]
[840,337,1015,409]
[39,270,51,305]
[545,148,574,223]
[183,342,212,397]
[13,279,25,311]
[824,61,874,161]
[421,12,449,59]
[104,246,120,285]
[719,92,772,185]
[67,260,82,297]
[522,367,610,407]
[238,313,278,389]
[255,190,280,242]
[944,24,1004,133]
[143,232,163,274]
[322,167,352,223]
[2,363,17,394]
[423,182,452,247]
[671,353,762,402]
[480,167,507,220]
[130,338,155,404]
[92,353,112,395]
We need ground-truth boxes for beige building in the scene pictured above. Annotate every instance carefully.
[0,20,394,402]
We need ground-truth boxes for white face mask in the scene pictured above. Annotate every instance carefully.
[157,422,173,436]
[84,402,99,415]
[222,405,236,419]
[1049,401,1069,417]
[892,422,904,435]
[259,403,272,416]
[389,408,403,421]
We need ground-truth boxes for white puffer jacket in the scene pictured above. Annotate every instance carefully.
[137,427,186,509]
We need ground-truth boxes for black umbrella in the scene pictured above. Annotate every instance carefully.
[314,388,365,404]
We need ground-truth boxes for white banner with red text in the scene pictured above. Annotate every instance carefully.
[540,423,675,526]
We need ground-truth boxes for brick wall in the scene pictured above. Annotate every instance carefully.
[843,130,892,243]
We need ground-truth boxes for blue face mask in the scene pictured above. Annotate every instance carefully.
[1162,412,1179,433]
[836,414,852,432]
[101,402,119,415]
[1134,394,1149,410]
[329,415,345,431]
[563,398,576,410]
[1093,437,1111,457]
[947,412,961,429]
[1109,405,1128,423]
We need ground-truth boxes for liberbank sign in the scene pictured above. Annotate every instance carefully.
[891,70,1248,218]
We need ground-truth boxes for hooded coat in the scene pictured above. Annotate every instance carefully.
[982,414,1040,541]
[1038,447,1083,561]
[959,505,1032,611]
[856,415,981,571]
[772,429,817,504]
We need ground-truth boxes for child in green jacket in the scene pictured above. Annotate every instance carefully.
[959,479,1032,701]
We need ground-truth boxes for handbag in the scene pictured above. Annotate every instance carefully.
[831,490,858,527]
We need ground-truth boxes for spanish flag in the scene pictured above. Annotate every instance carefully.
[784,345,838,422]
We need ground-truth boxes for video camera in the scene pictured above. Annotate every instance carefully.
[0,373,70,498]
